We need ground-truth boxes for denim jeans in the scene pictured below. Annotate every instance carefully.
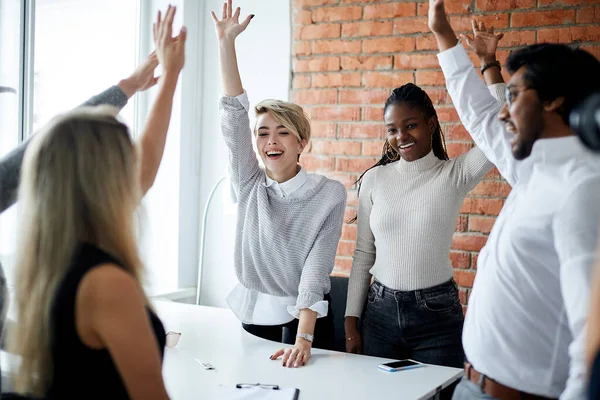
[361,279,465,367]
[452,378,498,399]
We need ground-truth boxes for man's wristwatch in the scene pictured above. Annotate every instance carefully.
[296,333,314,343]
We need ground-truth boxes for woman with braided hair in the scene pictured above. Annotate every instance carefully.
[344,20,507,370]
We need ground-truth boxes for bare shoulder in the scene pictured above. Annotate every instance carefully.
[78,263,143,307]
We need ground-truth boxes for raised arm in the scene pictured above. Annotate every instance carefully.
[212,1,260,191]
[429,0,519,186]
[137,5,186,196]
[0,53,161,214]
[344,168,378,354]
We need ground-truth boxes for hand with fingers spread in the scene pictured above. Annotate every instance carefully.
[153,5,187,77]
[211,0,254,43]
[118,52,159,98]
[461,20,505,64]
[270,338,312,368]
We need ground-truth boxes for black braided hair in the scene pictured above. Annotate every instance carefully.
[349,83,449,223]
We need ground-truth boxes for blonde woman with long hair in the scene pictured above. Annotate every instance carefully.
[212,0,347,368]
[8,6,185,399]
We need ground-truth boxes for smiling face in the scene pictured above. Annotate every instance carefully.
[498,67,545,160]
[384,102,434,162]
[255,112,307,181]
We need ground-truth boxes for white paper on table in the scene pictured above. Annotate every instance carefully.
[214,386,299,400]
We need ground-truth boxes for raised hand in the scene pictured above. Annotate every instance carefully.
[461,20,504,63]
[428,0,452,35]
[211,0,253,42]
[153,5,187,77]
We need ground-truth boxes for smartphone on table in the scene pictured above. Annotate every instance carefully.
[377,359,425,372]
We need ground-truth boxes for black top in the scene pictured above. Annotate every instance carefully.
[47,243,166,399]
[591,349,600,400]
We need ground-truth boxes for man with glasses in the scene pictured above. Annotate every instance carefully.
[428,0,600,399]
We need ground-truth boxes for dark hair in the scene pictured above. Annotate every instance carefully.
[349,83,448,223]
[506,44,600,125]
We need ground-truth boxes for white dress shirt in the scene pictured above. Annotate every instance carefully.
[439,43,600,399]
[225,91,328,326]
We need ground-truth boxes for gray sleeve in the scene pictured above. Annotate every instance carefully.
[0,86,128,213]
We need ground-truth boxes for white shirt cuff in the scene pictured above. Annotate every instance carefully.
[437,41,473,76]
[287,300,329,319]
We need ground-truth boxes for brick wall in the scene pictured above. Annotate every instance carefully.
[291,0,600,311]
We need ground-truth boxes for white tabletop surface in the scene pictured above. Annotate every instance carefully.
[156,300,464,400]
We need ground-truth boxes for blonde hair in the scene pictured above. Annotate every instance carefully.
[254,99,311,143]
[10,107,146,396]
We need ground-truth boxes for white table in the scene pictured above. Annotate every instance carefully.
[156,301,464,400]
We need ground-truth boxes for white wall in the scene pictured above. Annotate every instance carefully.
[194,0,291,307]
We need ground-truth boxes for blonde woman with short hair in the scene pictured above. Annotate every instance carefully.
[8,6,185,399]
[212,0,347,368]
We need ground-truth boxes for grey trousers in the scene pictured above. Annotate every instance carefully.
[452,378,497,400]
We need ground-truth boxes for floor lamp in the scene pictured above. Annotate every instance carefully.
[195,176,228,306]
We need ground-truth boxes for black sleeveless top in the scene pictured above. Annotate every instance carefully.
[47,243,166,399]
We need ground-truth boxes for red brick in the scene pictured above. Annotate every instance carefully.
[362,140,386,156]
[362,106,384,121]
[312,72,361,88]
[450,251,471,269]
[460,197,504,216]
[347,189,359,206]
[342,21,393,37]
[445,124,472,141]
[362,37,415,53]
[294,10,313,25]
[336,157,380,172]
[311,139,362,155]
[476,0,536,11]
[452,234,488,252]
[292,75,311,89]
[311,106,361,121]
[363,3,416,19]
[393,17,429,34]
[294,41,312,56]
[458,288,469,305]
[340,89,390,104]
[293,0,338,7]
[511,10,575,27]
[363,71,414,88]
[341,0,387,2]
[582,45,600,62]
[313,6,363,22]
[417,34,439,51]
[539,0,600,6]
[311,122,337,138]
[456,215,468,232]
[485,167,502,179]
[344,207,357,222]
[297,23,341,40]
[342,223,357,241]
[425,89,448,105]
[292,89,338,105]
[334,257,352,274]
[339,123,384,139]
[436,107,460,123]
[416,71,445,86]
[313,39,362,54]
[418,0,473,15]
[453,270,476,287]
[470,181,512,197]
[497,30,536,48]
[468,216,497,234]
[294,57,340,72]
[538,26,600,44]
[321,172,358,188]
[301,154,335,171]
[450,14,510,32]
[446,142,473,158]
[394,53,440,70]
[577,6,600,23]
[341,55,393,70]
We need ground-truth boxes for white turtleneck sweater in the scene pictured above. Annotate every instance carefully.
[345,145,496,317]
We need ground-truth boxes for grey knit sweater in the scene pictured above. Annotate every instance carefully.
[220,95,347,310]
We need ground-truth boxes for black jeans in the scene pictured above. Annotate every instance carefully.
[362,279,465,367]
[242,294,334,350]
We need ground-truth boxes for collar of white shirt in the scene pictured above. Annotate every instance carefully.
[527,136,586,166]
[263,166,308,198]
